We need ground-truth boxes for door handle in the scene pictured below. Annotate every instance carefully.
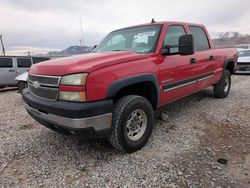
[209,55,215,61]
[8,69,15,72]
[190,58,196,64]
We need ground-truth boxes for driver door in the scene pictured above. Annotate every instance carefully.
[159,25,200,106]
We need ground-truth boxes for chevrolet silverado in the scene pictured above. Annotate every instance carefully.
[22,21,237,153]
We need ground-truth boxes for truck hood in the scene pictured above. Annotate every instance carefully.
[30,51,150,76]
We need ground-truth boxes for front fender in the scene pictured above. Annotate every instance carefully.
[15,71,28,82]
[106,74,160,105]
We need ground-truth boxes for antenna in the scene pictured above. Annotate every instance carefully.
[151,18,156,24]
[79,17,85,51]
[0,34,6,56]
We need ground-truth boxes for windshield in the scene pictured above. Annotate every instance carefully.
[94,25,162,54]
[238,50,250,57]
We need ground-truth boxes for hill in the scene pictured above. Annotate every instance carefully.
[47,46,93,56]
[210,32,250,48]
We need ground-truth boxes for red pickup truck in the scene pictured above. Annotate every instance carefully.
[22,21,237,153]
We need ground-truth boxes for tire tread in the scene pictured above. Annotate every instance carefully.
[109,95,151,152]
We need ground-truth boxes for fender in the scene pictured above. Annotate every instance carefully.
[106,74,160,105]
[224,58,236,73]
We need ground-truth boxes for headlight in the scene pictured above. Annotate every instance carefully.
[60,73,87,86]
[59,91,86,102]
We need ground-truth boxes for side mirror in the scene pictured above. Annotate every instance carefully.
[161,34,195,56]
[178,34,194,55]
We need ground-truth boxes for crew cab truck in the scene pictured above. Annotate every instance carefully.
[22,21,237,153]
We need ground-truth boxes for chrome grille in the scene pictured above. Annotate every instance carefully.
[28,74,61,101]
[28,74,60,87]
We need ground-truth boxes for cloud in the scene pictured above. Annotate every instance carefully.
[0,0,250,55]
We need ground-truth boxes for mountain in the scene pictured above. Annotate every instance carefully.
[210,32,249,40]
[47,46,93,56]
[210,32,250,48]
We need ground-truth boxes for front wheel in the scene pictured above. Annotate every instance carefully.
[108,95,154,153]
[213,70,231,98]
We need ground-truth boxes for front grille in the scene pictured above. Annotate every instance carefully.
[238,62,250,65]
[237,63,250,71]
[28,75,60,87]
[28,74,61,101]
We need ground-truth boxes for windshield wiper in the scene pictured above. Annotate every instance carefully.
[112,50,127,51]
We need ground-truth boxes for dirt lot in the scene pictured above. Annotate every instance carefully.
[0,75,249,187]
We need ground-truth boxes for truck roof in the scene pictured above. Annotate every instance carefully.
[113,21,205,32]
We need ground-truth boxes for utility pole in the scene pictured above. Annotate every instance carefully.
[79,17,85,52]
[0,35,6,56]
[79,39,83,48]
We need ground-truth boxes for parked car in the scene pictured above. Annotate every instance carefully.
[236,44,250,50]
[0,56,50,90]
[22,21,237,153]
[236,49,250,73]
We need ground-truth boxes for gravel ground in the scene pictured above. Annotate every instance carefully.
[0,75,250,188]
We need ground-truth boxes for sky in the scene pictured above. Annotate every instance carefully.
[0,0,250,55]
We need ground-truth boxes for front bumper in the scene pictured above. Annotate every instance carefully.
[236,63,250,73]
[22,89,113,137]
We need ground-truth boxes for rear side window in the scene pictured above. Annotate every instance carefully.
[17,58,32,68]
[0,58,13,68]
[163,25,186,53]
[189,26,210,51]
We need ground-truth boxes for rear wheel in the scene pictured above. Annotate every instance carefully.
[109,95,154,153]
[214,70,231,98]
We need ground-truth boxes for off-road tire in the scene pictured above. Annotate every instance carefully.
[214,70,231,98]
[108,95,154,153]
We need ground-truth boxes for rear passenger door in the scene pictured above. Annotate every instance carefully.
[0,57,17,86]
[16,58,32,76]
[188,26,215,89]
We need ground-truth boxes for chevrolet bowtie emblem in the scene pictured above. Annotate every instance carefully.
[33,81,40,89]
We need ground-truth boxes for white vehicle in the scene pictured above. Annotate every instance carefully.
[0,56,50,90]
[236,49,250,73]
[236,44,250,50]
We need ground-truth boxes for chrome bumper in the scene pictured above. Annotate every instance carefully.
[235,70,250,74]
[24,102,112,131]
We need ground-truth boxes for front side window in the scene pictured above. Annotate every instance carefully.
[163,25,186,53]
[189,26,210,51]
[17,58,32,68]
[0,58,13,68]
[94,25,162,54]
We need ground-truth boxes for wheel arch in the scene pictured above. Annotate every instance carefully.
[224,58,236,74]
[106,74,160,109]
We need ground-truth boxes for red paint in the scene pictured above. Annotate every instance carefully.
[29,21,237,107]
